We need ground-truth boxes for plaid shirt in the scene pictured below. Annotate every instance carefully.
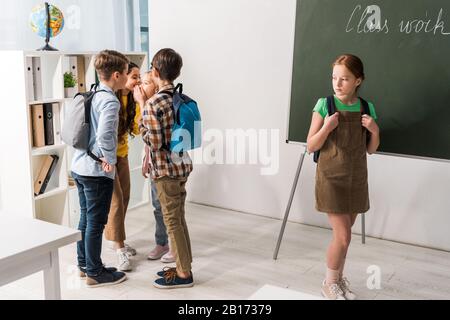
[140,84,193,179]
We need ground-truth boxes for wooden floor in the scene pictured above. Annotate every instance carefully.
[1,202,450,300]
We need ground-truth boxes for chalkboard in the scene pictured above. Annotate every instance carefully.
[288,0,450,161]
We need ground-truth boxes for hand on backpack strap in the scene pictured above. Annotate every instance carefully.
[361,114,379,134]
[324,112,340,133]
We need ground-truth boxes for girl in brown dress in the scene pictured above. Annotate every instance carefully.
[306,54,380,300]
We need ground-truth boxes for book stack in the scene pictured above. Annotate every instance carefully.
[31,103,61,147]
[33,155,59,196]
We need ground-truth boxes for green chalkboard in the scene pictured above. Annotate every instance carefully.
[288,0,450,161]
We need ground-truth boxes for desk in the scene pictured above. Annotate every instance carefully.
[0,217,81,299]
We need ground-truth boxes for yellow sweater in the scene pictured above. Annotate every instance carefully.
[117,95,141,158]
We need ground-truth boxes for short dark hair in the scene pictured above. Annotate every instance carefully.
[152,48,183,82]
[94,50,129,80]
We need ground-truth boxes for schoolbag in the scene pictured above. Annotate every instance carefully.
[61,84,106,162]
[160,83,202,153]
[313,96,371,163]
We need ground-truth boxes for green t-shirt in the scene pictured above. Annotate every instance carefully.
[313,96,377,120]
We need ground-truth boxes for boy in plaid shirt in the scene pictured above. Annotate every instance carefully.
[136,48,194,289]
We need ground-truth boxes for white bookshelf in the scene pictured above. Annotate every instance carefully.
[0,51,150,227]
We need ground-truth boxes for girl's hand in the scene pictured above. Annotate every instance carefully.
[323,112,339,133]
[361,114,379,134]
[133,85,148,106]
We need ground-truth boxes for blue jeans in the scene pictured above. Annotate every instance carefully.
[72,172,114,276]
[151,181,168,246]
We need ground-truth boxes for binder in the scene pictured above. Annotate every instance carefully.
[76,56,86,93]
[25,57,35,101]
[31,104,45,147]
[32,57,43,101]
[52,103,61,144]
[43,103,54,145]
[34,155,59,196]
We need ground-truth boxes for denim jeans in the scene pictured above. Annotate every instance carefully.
[72,172,114,276]
[151,181,168,246]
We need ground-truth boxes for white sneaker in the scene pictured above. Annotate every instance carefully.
[321,280,346,300]
[338,277,357,300]
[117,250,132,272]
[108,241,136,256]
[124,243,137,256]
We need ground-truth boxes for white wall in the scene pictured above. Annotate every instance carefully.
[149,0,450,251]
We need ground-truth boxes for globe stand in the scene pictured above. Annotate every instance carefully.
[36,2,59,51]
[38,41,58,51]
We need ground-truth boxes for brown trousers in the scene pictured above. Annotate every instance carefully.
[155,176,192,273]
[105,156,131,242]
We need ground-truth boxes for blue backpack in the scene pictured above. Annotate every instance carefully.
[160,83,202,153]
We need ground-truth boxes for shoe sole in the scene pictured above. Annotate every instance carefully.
[153,282,194,289]
[321,289,346,300]
[87,275,127,288]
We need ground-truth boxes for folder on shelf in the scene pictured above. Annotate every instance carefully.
[31,104,45,148]
[43,103,54,145]
[34,155,59,196]
[52,103,61,145]
[76,56,86,93]
[25,57,35,101]
[32,57,43,101]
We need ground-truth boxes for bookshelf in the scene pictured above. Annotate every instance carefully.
[0,51,150,227]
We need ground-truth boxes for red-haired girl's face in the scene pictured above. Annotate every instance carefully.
[332,64,362,98]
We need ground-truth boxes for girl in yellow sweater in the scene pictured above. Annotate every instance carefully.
[104,62,142,271]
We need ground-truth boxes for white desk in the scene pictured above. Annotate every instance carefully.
[0,217,81,300]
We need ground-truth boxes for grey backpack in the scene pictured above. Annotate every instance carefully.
[61,85,106,162]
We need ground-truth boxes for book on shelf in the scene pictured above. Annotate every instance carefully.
[33,155,59,196]
[43,103,54,146]
[31,104,45,148]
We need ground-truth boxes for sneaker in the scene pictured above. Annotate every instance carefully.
[338,277,357,300]
[117,250,132,272]
[160,251,176,263]
[153,269,194,289]
[86,268,127,288]
[147,245,169,260]
[321,280,346,300]
[79,266,117,279]
[156,267,176,278]
[124,243,137,256]
[156,267,194,280]
[107,241,137,256]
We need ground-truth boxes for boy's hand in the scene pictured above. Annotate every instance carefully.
[142,146,150,178]
[100,157,114,173]
[362,115,379,134]
[324,112,339,132]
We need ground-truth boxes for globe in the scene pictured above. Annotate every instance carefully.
[30,3,64,40]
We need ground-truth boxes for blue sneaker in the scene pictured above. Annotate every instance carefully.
[156,267,176,278]
[79,266,117,279]
[86,267,127,288]
[156,267,194,280]
[153,270,194,289]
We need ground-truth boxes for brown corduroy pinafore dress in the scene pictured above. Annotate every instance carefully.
[315,109,370,214]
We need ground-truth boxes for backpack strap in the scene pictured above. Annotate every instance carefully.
[314,96,336,163]
[326,95,336,116]
[359,97,370,116]
[75,86,108,163]
[359,97,372,145]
